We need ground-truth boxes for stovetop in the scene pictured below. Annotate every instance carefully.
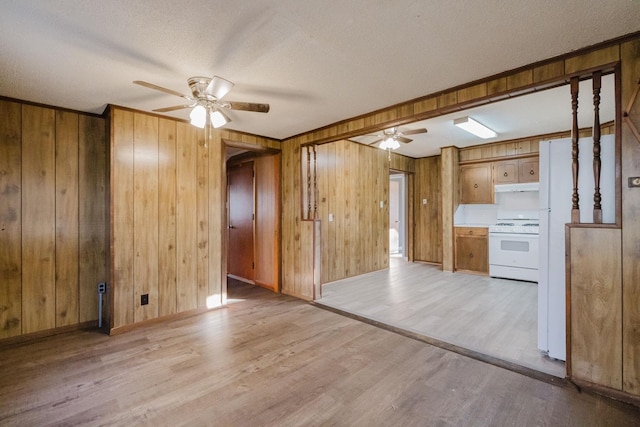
[489,210,540,235]
[489,223,540,234]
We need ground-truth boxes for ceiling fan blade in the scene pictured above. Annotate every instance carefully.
[401,128,428,136]
[207,76,235,100]
[133,80,190,99]
[226,101,270,113]
[367,138,384,145]
[152,104,194,113]
[397,136,412,143]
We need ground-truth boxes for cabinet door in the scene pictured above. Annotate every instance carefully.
[455,235,488,274]
[460,164,492,204]
[493,160,518,184]
[519,158,539,183]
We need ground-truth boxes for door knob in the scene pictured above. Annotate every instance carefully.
[228,225,235,229]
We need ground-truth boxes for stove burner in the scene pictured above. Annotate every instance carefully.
[495,222,515,226]
[523,223,539,227]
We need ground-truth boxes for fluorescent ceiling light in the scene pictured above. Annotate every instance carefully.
[454,116,497,139]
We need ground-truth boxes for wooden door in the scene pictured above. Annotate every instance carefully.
[228,162,254,281]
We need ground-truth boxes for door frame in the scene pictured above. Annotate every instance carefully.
[389,169,414,262]
[222,140,281,302]
[227,159,256,282]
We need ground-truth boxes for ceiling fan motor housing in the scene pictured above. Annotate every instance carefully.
[188,77,215,101]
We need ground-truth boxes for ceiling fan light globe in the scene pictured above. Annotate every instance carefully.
[210,110,228,128]
[379,136,399,150]
[190,105,207,128]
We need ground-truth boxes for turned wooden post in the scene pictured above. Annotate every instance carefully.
[570,77,580,223]
[312,145,318,219]
[306,146,312,219]
[592,71,603,223]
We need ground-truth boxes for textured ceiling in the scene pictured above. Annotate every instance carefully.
[0,1,638,154]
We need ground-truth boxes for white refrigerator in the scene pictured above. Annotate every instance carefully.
[538,134,615,361]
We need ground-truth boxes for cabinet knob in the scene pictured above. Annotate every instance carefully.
[469,253,474,258]
[504,171,508,177]
[474,183,478,188]
[530,169,535,175]
[469,230,473,235]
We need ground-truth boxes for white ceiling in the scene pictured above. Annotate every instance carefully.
[0,1,638,148]
[353,74,616,157]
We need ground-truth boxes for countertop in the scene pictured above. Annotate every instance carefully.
[454,223,491,228]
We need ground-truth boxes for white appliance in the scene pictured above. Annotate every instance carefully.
[488,210,540,282]
[538,134,616,361]
[494,182,539,193]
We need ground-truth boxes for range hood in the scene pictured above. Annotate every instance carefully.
[494,182,539,192]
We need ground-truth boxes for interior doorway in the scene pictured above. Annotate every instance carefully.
[389,173,407,260]
[225,145,281,296]
[227,161,255,282]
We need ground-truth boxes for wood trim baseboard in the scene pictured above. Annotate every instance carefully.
[108,306,222,336]
[0,321,98,347]
[570,378,640,408]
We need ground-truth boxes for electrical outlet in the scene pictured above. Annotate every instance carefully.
[97,282,107,294]
[629,177,640,188]
[141,294,149,306]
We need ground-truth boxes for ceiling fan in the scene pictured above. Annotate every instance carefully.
[133,75,269,129]
[367,126,428,150]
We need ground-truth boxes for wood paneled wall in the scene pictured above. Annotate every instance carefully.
[621,38,640,396]
[254,154,280,291]
[414,156,442,263]
[314,140,389,283]
[109,107,279,331]
[0,99,107,340]
[569,227,622,389]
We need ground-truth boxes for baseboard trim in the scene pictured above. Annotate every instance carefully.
[570,378,640,408]
[109,306,223,336]
[0,321,99,347]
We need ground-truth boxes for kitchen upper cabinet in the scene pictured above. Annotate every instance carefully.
[455,227,488,274]
[493,157,539,184]
[460,163,493,204]
[518,158,539,183]
[493,160,518,184]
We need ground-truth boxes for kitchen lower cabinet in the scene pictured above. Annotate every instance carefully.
[455,227,488,274]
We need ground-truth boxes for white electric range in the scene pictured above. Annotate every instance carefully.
[488,210,539,282]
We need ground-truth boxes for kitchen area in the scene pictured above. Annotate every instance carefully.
[318,74,617,378]
[454,132,616,364]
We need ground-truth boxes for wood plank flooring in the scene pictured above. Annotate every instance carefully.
[1,281,638,426]
[318,258,566,377]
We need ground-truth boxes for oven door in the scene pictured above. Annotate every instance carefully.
[489,232,539,270]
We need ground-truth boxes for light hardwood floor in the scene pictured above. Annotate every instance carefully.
[318,258,565,377]
[1,281,639,426]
